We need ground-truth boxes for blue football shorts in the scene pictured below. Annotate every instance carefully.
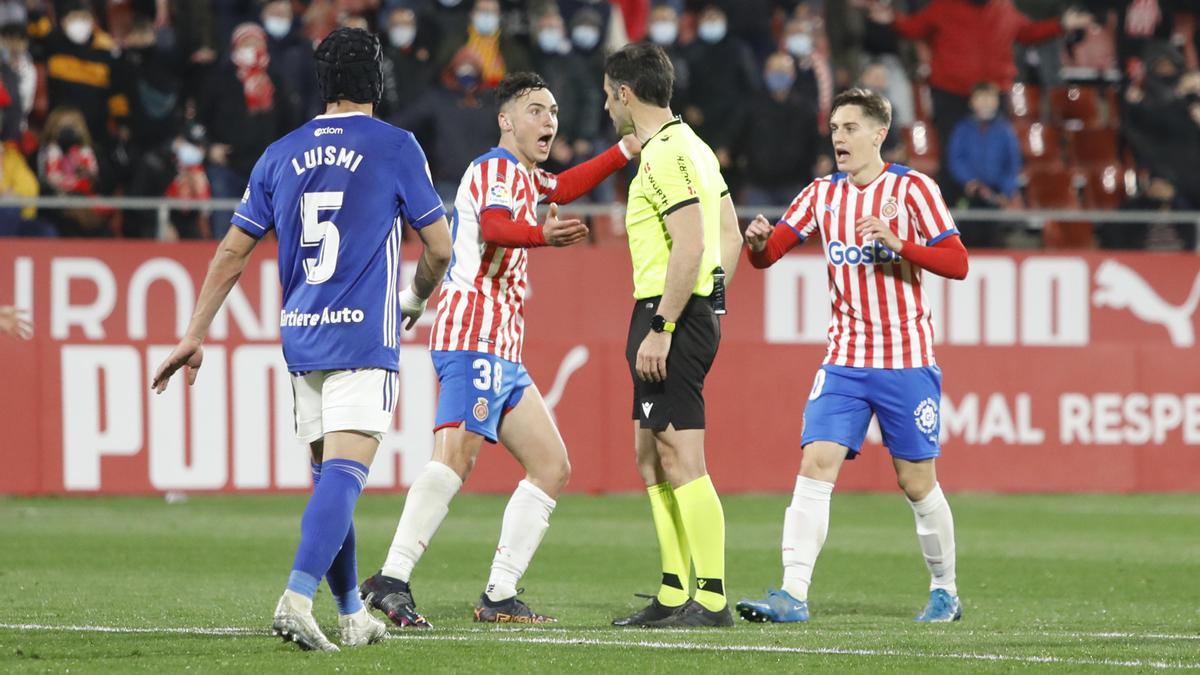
[800,364,943,461]
[431,350,532,443]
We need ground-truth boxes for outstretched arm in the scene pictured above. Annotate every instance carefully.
[151,227,258,392]
[543,135,641,204]
[479,203,587,249]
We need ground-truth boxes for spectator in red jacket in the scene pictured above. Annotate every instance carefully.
[867,0,1093,157]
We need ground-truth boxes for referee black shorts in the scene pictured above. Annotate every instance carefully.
[626,295,720,431]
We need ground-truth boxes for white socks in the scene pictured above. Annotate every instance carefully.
[908,483,957,596]
[781,475,834,602]
[381,461,463,582]
[485,479,556,602]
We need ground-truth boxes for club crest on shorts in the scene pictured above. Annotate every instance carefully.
[881,197,899,221]
[914,397,939,434]
[473,397,490,422]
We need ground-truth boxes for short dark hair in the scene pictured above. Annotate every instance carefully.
[496,71,549,109]
[604,43,673,108]
[830,87,892,128]
[971,81,1000,97]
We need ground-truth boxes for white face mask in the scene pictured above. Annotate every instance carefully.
[473,12,499,36]
[176,142,204,167]
[233,46,258,68]
[648,21,677,46]
[697,20,726,44]
[537,29,564,54]
[389,25,416,48]
[572,25,600,50]
[263,16,291,39]
[63,17,93,45]
[786,33,813,57]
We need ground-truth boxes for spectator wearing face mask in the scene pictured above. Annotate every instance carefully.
[684,4,759,173]
[164,122,212,240]
[34,0,128,152]
[435,0,529,89]
[260,0,320,121]
[781,17,833,132]
[737,51,821,207]
[397,48,498,202]
[38,106,107,237]
[644,4,690,108]
[946,82,1021,247]
[530,10,602,175]
[199,22,296,238]
[378,7,437,122]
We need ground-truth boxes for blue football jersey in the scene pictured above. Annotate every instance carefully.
[233,111,445,372]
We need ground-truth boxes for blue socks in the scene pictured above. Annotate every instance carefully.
[289,459,368,615]
[312,461,364,615]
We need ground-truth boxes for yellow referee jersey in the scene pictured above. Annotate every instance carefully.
[625,117,728,300]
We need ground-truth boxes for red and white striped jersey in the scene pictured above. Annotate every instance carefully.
[430,148,557,363]
[780,164,958,369]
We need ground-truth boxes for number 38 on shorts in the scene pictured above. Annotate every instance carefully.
[430,350,534,443]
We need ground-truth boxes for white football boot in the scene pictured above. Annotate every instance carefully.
[272,591,340,652]
[338,607,388,647]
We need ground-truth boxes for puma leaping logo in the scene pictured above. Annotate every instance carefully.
[543,345,589,422]
[1093,260,1200,347]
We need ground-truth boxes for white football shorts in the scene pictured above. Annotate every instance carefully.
[291,368,400,443]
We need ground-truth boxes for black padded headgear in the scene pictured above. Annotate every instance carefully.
[314,28,383,106]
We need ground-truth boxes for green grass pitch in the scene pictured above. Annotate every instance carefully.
[1,492,1197,672]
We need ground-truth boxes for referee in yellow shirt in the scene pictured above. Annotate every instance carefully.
[603,43,744,628]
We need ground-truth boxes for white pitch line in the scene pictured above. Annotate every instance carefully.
[2,623,1198,670]
[0,623,258,636]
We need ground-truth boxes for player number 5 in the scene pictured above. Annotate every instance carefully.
[472,358,503,395]
[300,191,343,284]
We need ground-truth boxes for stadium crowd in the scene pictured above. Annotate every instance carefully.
[0,0,1196,249]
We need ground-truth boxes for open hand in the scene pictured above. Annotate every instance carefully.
[0,306,32,339]
[619,134,642,158]
[542,203,588,247]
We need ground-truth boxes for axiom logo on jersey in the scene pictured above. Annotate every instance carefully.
[279,306,366,328]
[313,126,344,137]
[827,240,901,266]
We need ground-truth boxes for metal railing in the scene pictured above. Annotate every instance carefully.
[2,196,1197,250]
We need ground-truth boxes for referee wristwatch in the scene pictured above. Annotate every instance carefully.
[651,315,676,334]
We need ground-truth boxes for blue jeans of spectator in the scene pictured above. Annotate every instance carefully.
[207,163,248,239]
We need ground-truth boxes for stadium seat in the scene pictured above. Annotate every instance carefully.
[1049,85,1102,129]
[912,80,933,123]
[902,121,940,176]
[1014,120,1064,171]
[1025,167,1094,248]
[1067,127,1120,168]
[1080,164,1135,210]
[1009,82,1041,121]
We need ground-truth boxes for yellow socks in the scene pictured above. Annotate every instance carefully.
[646,482,691,607]
[673,474,726,612]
